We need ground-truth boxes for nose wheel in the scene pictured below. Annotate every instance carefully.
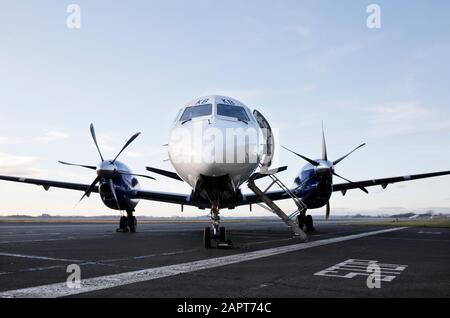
[204,206,232,248]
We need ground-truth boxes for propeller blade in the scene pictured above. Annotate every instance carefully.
[77,176,100,205]
[111,132,141,164]
[90,123,104,161]
[326,202,330,220]
[117,170,156,180]
[322,122,328,161]
[333,172,369,194]
[333,143,366,166]
[281,146,320,166]
[58,161,96,170]
[108,179,121,210]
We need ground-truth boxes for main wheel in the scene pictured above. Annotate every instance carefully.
[305,215,315,232]
[119,216,127,230]
[128,216,137,233]
[297,214,305,229]
[203,227,211,248]
[219,226,226,242]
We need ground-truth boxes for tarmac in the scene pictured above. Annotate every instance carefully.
[0,219,449,297]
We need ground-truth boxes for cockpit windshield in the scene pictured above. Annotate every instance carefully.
[179,104,212,122]
[217,104,250,122]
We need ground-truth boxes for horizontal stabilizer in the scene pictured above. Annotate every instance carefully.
[146,166,183,181]
[249,166,288,181]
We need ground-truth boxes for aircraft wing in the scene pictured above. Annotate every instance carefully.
[333,170,450,194]
[0,175,99,193]
[134,190,191,205]
[240,189,289,205]
[0,175,191,206]
[240,170,450,205]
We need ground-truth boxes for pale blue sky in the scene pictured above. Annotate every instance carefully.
[1,1,450,216]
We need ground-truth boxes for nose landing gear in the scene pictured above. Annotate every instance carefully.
[204,205,232,248]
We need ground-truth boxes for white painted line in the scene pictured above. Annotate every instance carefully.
[0,249,199,276]
[0,234,112,244]
[0,232,63,237]
[0,227,406,298]
[245,237,294,246]
[418,231,441,235]
[0,252,83,263]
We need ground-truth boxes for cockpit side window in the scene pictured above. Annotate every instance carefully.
[217,104,250,122]
[174,108,183,122]
[179,104,212,122]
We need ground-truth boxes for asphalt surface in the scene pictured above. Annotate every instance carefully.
[0,219,449,297]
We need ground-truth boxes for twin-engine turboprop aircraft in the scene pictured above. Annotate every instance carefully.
[1,95,450,248]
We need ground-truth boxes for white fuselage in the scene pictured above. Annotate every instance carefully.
[168,95,265,191]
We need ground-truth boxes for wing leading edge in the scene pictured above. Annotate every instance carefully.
[239,170,450,206]
[332,170,450,195]
[0,175,191,206]
[1,169,450,208]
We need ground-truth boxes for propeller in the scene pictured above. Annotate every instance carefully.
[59,123,155,209]
[111,132,141,164]
[58,161,96,170]
[321,122,328,161]
[109,178,120,210]
[333,143,366,166]
[326,202,330,220]
[77,176,100,206]
[90,123,104,161]
[281,146,320,166]
[333,172,368,194]
[283,123,367,220]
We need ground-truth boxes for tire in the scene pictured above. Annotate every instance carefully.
[305,215,315,232]
[128,216,137,233]
[203,227,211,248]
[219,226,226,242]
[297,215,305,229]
[119,216,127,230]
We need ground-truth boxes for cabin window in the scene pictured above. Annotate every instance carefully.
[179,104,212,122]
[217,104,250,122]
[131,178,138,187]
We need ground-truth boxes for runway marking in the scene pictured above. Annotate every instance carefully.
[417,231,441,235]
[0,227,406,298]
[0,234,112,244]
[314,259,408,282]
[0,232,63,237]
[0,249,199,276]
[244,237,294,246]
[0,252,83,263]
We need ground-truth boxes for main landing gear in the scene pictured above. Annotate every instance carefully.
[297,212,315,232]
[117,210,137,233]
[203,206,232,249]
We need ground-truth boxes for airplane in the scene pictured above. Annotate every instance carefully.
[1,95,450,248]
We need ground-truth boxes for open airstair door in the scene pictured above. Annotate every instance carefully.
[253,109,274,171]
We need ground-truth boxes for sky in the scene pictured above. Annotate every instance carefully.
[1,0,450,217]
